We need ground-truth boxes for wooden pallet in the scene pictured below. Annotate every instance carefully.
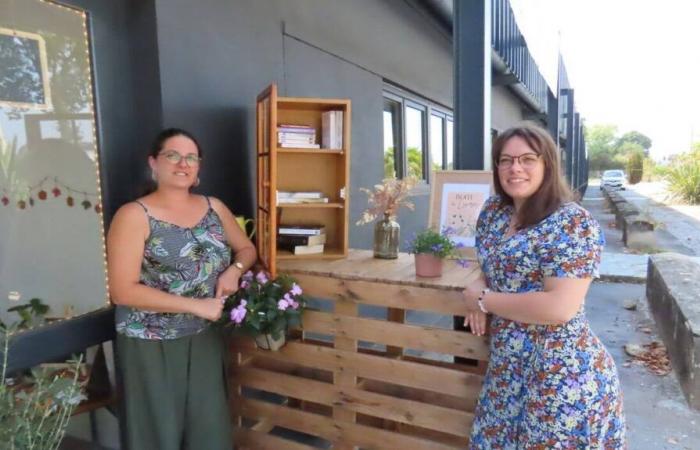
[229,250,489,449]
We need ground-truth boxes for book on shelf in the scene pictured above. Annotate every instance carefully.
[278,124,315,132]
[278,135,316,144]
[279,142,321,149]
[279,243,325,255]
[277,233,327,246]
[278,197,329,204]
[278,225,325,236]
[277,191,325,199]
[321,111,343,149]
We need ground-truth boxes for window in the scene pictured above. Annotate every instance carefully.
[382,85,453,182]
[383,98,402,178]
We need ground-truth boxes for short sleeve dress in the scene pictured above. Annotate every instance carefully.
[469,196,626,449]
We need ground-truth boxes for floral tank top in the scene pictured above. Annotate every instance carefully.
[115,197,232,340]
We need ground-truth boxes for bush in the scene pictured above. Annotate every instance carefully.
[666,151,700,204]
[627,151,644,184]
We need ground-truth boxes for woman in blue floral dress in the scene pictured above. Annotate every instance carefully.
[107,128,257,449]
[462,124,625,449]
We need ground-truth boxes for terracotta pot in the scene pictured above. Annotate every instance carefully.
[254,333,286,351]
[414,253,444,278]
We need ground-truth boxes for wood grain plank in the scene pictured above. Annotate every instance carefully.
[232,338,483,399]
[234,428,319,450]
[234,397,462,450]
[236,367,474,437]
[302,311,489,361]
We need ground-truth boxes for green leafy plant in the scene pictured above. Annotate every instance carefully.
[0,326,85,450]
[665,150,700,204]
[221,271,307,340]
[7,298,50,330]
[406,227,463,259]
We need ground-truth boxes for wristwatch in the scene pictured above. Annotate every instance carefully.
[477,288,491,313]
[232,261,244,272]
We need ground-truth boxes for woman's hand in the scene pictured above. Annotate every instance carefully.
[215,266,242,299]
[192,298,225,321]
[462,276,488,312]
[464,310,488,336]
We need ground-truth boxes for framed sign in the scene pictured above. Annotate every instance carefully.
[428,170,493,257]
[0,27,52,109]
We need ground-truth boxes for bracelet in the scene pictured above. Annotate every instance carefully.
[477,288,491,313]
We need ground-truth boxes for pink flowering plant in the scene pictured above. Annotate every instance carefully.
[222,270,307,340]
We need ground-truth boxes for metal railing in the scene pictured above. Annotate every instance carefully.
[491,0,548,112]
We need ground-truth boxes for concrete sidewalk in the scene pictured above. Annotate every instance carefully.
[582,184,700,449]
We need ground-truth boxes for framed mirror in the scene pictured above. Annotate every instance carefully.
[0,0,108,331]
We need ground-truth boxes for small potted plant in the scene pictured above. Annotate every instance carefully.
[356,177,418,259]
[222,270,307,351]
[406,227,464,277]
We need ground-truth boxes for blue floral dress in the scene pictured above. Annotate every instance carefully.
[469,196,625,449]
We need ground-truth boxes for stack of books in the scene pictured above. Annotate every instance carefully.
[277,124,320,148]
[321,111,343,149]
[278,224,326,255]
[277,191,329,205]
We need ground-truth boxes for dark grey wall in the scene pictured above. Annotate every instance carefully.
[150,0,450,248]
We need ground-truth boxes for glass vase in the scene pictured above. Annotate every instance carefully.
[373,214,400,259]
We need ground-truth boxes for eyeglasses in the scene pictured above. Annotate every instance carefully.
[158,150,201,167]
[496,153,541,170]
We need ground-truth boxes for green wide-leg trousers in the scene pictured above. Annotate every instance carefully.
[117,328,232,450]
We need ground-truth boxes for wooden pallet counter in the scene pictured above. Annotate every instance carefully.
[229,249,489,449]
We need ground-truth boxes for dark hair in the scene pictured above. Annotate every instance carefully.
[140,128,203,196]
[148,127,203,159]
[492,122,573,229]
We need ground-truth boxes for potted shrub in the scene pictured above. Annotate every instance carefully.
[222,270,307,351]
[407,228,464,277]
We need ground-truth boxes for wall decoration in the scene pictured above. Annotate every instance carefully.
[428,170,493,257]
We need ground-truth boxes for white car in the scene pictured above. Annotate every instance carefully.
[600,170,626,190]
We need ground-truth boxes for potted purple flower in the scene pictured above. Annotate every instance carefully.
[406,227,465,277]
[223,270,307,351]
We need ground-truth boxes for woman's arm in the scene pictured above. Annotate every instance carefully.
[209,197,258,298]
[107,203,223,320]
[463,276,591,325]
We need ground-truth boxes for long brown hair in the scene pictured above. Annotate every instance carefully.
[492,123,573,229]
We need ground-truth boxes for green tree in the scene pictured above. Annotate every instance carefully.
[585,124,619,172]
[616,131,652,154]
[626,147,645,184]
[406,147,423,180]
[384,148,396,178]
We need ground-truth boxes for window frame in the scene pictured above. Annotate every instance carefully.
[382,84,453,184]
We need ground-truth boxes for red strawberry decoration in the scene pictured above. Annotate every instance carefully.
[66,196,74,207]
[52,187,61,197]
[17,200,26,209]
[38,190,47,200]
[94,204,102,214]
[1,196,8,206]
[81,199,92,210]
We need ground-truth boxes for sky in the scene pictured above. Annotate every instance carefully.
[509,0,700,161]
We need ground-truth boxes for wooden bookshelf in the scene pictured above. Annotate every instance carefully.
[256,84,350,276]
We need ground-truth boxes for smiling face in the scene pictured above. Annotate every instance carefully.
[496,136,545,209]
[148,134,201,190]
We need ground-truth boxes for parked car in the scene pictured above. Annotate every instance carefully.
[600,170,626,190]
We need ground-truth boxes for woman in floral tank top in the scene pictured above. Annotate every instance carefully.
[462,124,625,448]
[107,128,256,449]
